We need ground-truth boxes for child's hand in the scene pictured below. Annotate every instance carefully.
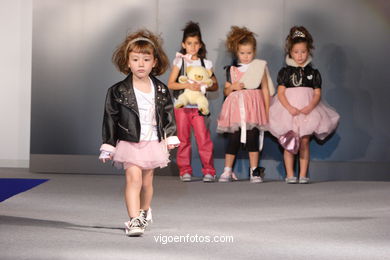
[100,157,111,163]
[300,106,313,115]
[167,144,177,150]
[232,82,245,91]
[99,151,112,163]
[188,83,201,91]
[288,106,300,116]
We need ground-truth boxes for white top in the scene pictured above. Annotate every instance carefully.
[173,57,213,70]
[133,78,158,141]
[237,63,250,72]
[173,57,213,108]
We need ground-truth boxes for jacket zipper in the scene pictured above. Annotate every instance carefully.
[155,83,164,141]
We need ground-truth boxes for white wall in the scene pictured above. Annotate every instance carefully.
[0,0,32,167]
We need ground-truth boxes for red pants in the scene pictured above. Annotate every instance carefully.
[174,108,215,176]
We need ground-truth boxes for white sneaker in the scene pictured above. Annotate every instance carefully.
[124,214,147,237]
[180,173,192,182]
[219,170,232,182]
[285,176,298,184]
[141,208,153,225]
[299,177,310,184]
[203,174,215,182]
[250,167,265,183]
[218,168,238,182]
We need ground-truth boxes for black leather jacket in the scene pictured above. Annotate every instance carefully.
[102,73,177,147]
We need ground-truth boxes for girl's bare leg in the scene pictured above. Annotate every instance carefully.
[284,150,295,178]
[140,169,154,211]
[299,136,310,178]
[124,165,143,218]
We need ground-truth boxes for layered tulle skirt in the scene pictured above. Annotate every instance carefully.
[113,140,170,170]
[217,89,268,133]
[268,87,340,140]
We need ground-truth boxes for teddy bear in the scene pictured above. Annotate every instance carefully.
[176,66,213,115]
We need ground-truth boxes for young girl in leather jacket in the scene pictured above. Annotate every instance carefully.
[99,29,180,236]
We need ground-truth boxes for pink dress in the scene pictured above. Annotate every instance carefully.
[269,58,340,153]
[269,87,340,141]
[113,140,170,170]
[217,66,268,135]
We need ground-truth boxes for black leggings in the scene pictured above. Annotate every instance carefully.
[226,128,259,155]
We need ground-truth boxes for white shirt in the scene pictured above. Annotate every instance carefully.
[173,57,213,70]
[237,63,249,72]
[133,79,158,141]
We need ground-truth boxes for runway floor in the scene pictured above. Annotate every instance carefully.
[1,168,390,260]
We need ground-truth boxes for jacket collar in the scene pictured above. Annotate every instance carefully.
[121,73,162,93]
[117,73,166,111]
[285,55,312,68]
[116,73,138,112]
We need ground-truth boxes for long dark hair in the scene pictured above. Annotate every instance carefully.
[179,21,207,59]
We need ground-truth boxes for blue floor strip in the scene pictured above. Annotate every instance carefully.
[0,178,48,202]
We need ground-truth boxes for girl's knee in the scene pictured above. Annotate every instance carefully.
[141,181,153,190]
[300,136,310,145]
[127,177,142,189]
[125,172,142,188]
[141,170,154,188]
[299,137,310,152]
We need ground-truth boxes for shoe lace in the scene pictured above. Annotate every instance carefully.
[130,215,147,228]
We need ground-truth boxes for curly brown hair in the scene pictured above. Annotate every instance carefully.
[179,21,207,59]
[285,26,314,57]
[226,26,257,56]
[112,29,169,75]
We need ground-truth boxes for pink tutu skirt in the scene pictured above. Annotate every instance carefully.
[269,87,340,140]
[217,89,268,133]
[113,140,170,170]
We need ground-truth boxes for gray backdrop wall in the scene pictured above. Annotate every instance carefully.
[31,0,390,180]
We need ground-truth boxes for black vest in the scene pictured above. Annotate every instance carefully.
[224,59,239,84]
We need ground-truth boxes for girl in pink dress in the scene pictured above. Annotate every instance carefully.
[99,30,180,236]
[217,26,274,183]
[268,26,340,184]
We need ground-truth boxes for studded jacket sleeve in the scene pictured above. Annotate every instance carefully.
[161,84,178,140]
[101,86,120,152]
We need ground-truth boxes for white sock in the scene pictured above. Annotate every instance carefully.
[224,167,232,172]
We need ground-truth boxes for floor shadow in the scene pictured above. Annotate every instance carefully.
[0,215,124,234]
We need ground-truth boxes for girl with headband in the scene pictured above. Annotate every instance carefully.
[99,29,179,236]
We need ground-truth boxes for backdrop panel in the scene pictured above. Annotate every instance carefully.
[31,0,390,179]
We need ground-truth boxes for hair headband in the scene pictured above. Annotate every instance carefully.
[128,37,155,47]
[292,30,306,39]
